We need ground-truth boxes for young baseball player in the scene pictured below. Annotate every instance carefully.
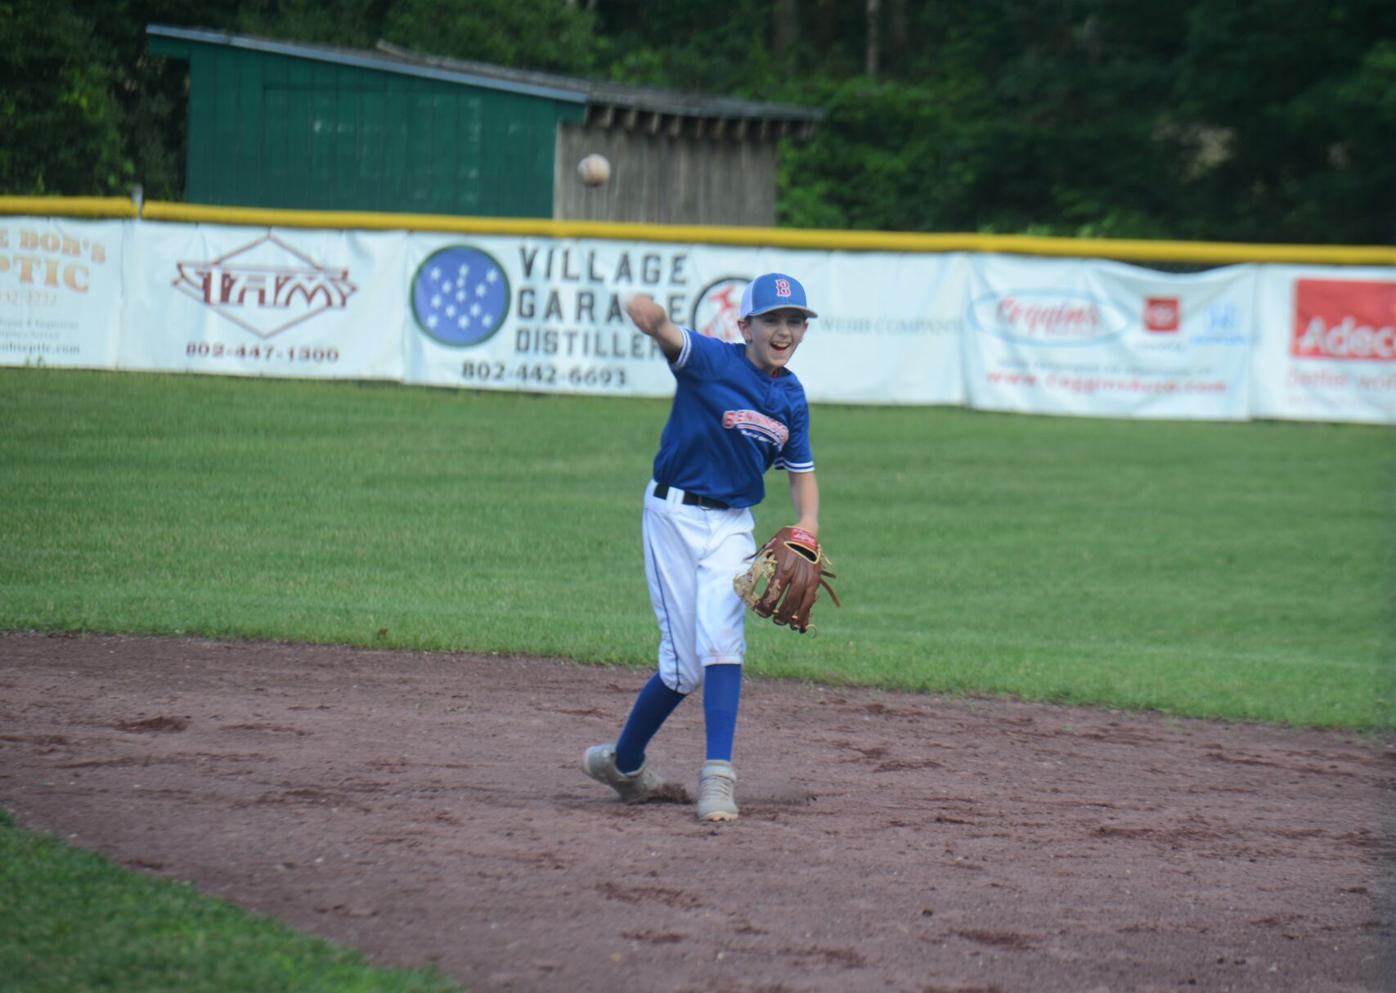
[583,272,822,822]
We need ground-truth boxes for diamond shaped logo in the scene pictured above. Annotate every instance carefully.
[173,234,357,339]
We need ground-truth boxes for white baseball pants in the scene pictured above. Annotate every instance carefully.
[642,481,755,694]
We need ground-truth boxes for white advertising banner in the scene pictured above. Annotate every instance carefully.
[1250,266,1396,424]
[401,235,680,397]
[963,255,1256,420]
[118,222,406,381]
[784,250,965,406]
[0,217,125,369]
[399,237,965,405]
[9,207,1391,424]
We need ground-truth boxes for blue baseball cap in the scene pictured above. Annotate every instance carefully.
[739,273,817,320]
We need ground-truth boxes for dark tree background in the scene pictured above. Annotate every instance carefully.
[3,0,1392,244]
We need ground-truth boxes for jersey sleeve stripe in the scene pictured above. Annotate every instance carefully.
[673,328,692,369]
[776,459,815,472]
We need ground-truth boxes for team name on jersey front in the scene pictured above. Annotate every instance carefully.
[722,409,790,448]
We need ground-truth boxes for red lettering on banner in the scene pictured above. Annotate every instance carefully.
[1292,279,1396,362]
[172,234,356,340]
[996,297,1099,338]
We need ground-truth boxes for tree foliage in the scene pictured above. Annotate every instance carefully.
[381,0,597,74]
[0,1,129,195]
[1168,0,1396,243]
[2,0,1391,244]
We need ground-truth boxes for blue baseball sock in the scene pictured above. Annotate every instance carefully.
[614,673,687,774]
[702,663,743,763]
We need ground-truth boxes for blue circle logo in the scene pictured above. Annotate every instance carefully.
[411,246,510,347]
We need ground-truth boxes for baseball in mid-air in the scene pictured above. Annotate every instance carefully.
[577,153,611,186]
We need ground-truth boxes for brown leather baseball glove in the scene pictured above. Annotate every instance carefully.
[733,526,840,633]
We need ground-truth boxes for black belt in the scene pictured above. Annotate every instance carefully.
[652,483,729,510]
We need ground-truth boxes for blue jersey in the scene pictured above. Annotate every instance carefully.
[651,329,814,508]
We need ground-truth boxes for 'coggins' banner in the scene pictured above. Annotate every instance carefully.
[962,255,1255,420]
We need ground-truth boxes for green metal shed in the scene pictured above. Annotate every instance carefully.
[147,25,823,225]
[147,25,587,217]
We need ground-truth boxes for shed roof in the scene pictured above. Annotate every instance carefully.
[146,25,822,138]
[147,25,585,104]
[372,41,822,137]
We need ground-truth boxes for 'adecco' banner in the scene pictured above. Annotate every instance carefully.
[963,255,1256,420]
[119,222,406,381]
[0,216,124,369]
[1250,266,1396,424]
[401,238,964,405]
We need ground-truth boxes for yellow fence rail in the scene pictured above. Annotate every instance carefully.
[0,196,139,219]
[3,196,1393,267]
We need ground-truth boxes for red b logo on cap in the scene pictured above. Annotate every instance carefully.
[775,278,792,298]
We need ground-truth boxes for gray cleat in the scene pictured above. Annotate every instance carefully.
[583,744,689,804]
[697,760,739,822]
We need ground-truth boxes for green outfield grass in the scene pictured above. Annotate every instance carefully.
[0,810,459,993]
[1,367,1392,728]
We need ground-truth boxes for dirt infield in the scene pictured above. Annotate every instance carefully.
[1,632,1391,993]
